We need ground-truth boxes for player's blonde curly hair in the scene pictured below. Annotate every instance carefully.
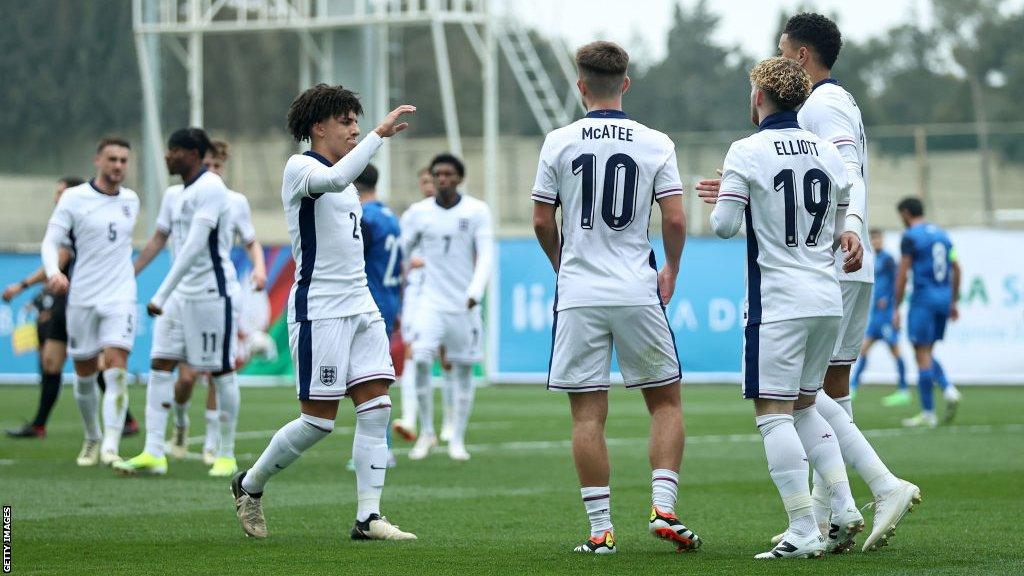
[749,56,812,111]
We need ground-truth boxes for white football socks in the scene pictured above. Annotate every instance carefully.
[100,367,129,453]
[204,409,220,454]
[756,414,816,536]
[399,357,418,427]
[414,360,434,436]
[441,367,455,432]
[451,363,475,449]
[816,392,901,497]
[73,372,101,442]
[793,405,856,515]
[243,413,333,496]
[580,486,613,537]
[144,370,175,458]
[354,396,392,521]
[213,372,239,459]
[652,468,679,513]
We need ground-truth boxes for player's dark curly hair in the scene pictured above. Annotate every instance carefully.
[897,197,925,217]
[430,153,465,178]
[287,83,363,142]
[168,127,212,159]
[784,12,843,69]
[354,164,379,192]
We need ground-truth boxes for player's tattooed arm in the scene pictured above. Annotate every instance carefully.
[533,202,560,272]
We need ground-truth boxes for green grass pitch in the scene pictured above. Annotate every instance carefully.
[1,383,1022,575]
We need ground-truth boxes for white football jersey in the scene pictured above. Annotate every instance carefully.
[46,181,139,307]
[718,111,852,325]
[282,151,378,323]
[169,170,239,298]
[532,110,683,312]
[399,206,426,300]
[798,79,873,283]
[227,190,257,246]
[401,194,493,313]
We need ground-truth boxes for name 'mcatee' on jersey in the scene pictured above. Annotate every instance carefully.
[718,112,853,325]
[531,110,683,311]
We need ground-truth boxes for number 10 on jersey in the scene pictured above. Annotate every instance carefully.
[572,153,639,231]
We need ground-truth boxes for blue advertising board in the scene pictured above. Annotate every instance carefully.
[492,236,748,382]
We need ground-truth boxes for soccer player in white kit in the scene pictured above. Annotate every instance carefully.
[230,84,417,541]
[532,42,700,555]
[391,167,436,443]
[780,13,921,552]
[41,137,139,466]
[402,153,494,462]
[168,140,268,468]
[115,128,243,478]
[704,57,864,559]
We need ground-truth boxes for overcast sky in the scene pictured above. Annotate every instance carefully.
[509,0,1022,64]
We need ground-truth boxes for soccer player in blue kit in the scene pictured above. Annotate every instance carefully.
[355,164,402,337]
[892,198,962,427]
[850,229,909,404]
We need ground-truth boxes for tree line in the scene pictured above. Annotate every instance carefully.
[1,0,1021,175]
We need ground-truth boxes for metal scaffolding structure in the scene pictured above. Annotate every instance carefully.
[131,0,582,231]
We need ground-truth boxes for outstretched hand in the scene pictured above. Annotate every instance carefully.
[375,105,417,138]
[695,169,723,205]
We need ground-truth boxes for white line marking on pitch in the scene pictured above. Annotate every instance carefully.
[177,422,1022,458]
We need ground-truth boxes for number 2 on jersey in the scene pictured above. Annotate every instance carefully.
[773,168,832,247]
[383,234,401,287]
[572,153,639,231]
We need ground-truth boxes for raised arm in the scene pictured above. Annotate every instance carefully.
[305,105,416,196]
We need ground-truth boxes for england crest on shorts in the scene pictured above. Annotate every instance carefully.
[320,366,337,386]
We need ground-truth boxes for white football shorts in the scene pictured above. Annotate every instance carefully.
[742,316,841,401]
[548,304,681,393]
[411,307,484,364]
[289,311,396,401]
[830,281,873,365]
[151,293,237,372]
[66,301,137,360]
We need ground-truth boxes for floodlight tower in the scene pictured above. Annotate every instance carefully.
[132,0,499,228]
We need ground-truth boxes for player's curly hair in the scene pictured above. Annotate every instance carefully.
[784,13,842,69]
[750,56,812,111]
[287,83,363,142]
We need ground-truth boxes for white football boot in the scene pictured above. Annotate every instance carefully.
[862,479,922,552]
[408,432,437,460]
[756,530,826,559]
